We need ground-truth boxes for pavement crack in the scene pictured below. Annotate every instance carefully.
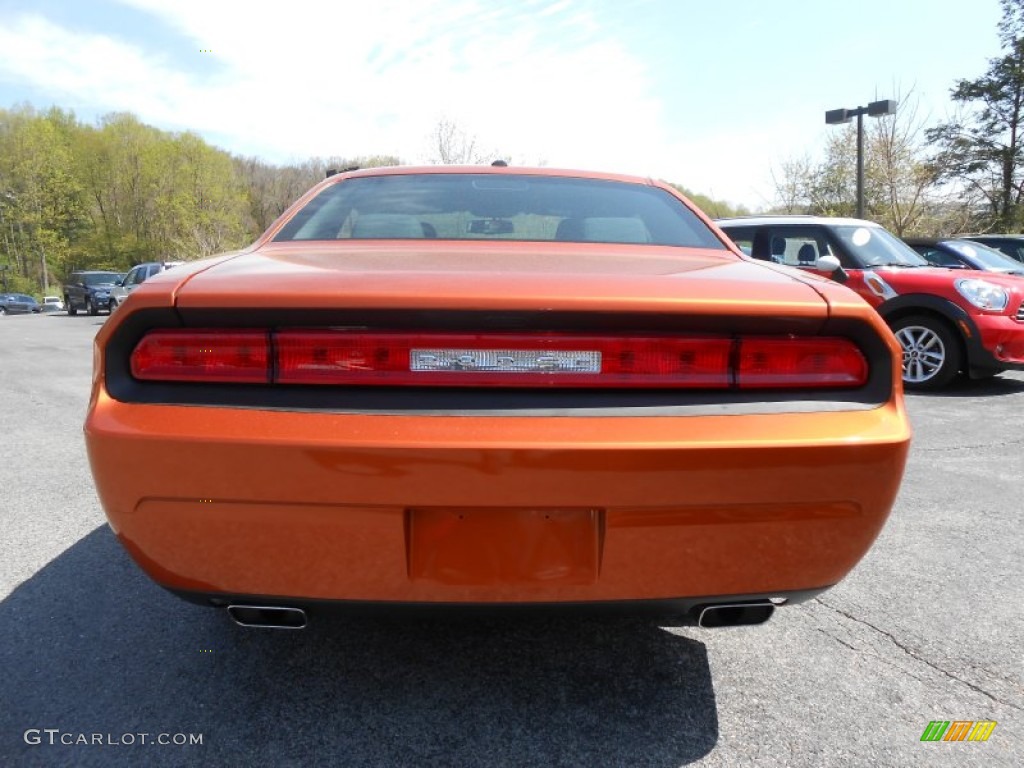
[814,598,1023,711]
[815,628,929,685]
[917,437,1024,453]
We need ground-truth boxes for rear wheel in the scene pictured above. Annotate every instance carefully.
[890,315,961,390]
[86,297,98,316]
[66,296,77,316]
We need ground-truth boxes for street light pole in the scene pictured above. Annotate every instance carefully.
[825,99,898,219]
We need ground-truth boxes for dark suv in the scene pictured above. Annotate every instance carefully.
[717,216,1024,389]
[63,270,123,316]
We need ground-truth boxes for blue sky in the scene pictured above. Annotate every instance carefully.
[0,0,1005,209]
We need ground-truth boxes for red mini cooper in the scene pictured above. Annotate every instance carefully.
[717,216,1024,389]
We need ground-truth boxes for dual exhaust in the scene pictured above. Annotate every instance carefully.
[225,600,775,629]
[696,601,775,627]
[227,604,307,629]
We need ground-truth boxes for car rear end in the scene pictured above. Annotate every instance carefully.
[84,169,911,627]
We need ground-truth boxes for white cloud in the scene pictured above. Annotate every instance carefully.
[0,0,670,178]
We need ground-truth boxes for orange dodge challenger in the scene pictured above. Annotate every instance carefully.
[85,166,911,629]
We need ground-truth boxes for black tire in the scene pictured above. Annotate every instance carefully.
[108,298,118,312]
[67,299,77,316]
[86,297,98,316]
[0,307,7,315]
[890,315,962,391]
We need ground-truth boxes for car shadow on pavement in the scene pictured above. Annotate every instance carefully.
[909,373,1024,398]
[1,527,718,767]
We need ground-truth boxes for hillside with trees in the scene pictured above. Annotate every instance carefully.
[0,104,747,296]
[0,105,402,296]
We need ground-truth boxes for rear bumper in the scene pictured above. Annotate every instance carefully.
[171,586,832,626]
[85,393,910,605]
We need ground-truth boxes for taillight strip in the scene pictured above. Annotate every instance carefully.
[130,330,271,383]
[275,331,733,388]
[129,329,868,390]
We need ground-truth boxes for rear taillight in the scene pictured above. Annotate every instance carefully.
[275,332,733,388]
[737,337,867,389]
[129,330,868,389]
[130,330,270,383]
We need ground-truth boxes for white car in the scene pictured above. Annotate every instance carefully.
[41,296,65,313]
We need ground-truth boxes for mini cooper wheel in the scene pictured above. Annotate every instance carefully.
[891,315,961,390]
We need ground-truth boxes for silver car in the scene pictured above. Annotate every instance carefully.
[109,261,184,310]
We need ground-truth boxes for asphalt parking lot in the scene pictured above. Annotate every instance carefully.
[1,314,1021,767]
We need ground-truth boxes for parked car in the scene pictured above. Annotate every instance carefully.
[109,261,184,310]
[40,295,65,313]
[903,237,1024,275]
[716,216,1024,389]
[959,234,1024,264]
[63,270,123,315]
[0,293,40,314]
[86,166,910,629]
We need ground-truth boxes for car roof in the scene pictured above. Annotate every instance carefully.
[959,233,1024,240]
[714,215,883,228]
[335,164,659,186]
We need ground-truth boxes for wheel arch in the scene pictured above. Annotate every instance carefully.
[876,295,971,373]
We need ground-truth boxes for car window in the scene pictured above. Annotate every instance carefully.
[913,246,963,268]
[944,240,1022,270]
[727,226,837,267]
[831,226,927,268]
[979,238,1024,263]
[274,174,726,249]
[718,226,755,256]
[81,272,121,286]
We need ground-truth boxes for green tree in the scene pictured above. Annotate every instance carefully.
[0,106,89,291]
[771,92,952,235]
[927,0,1024,230]
[233,154,403,238]
[665,183,749,218]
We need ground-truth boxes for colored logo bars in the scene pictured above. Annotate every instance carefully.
[920,721,997,742]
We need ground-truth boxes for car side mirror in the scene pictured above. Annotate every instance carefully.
[816,254,848,284]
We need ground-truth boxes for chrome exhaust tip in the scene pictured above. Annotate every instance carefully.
[697,602,774,628]
[227,604,307,629]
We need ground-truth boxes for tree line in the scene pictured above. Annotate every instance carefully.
[0,106,404,295]
[0,106,745,297]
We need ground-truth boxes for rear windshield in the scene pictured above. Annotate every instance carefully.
[274,174,725,249]
[78,273,121,286]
